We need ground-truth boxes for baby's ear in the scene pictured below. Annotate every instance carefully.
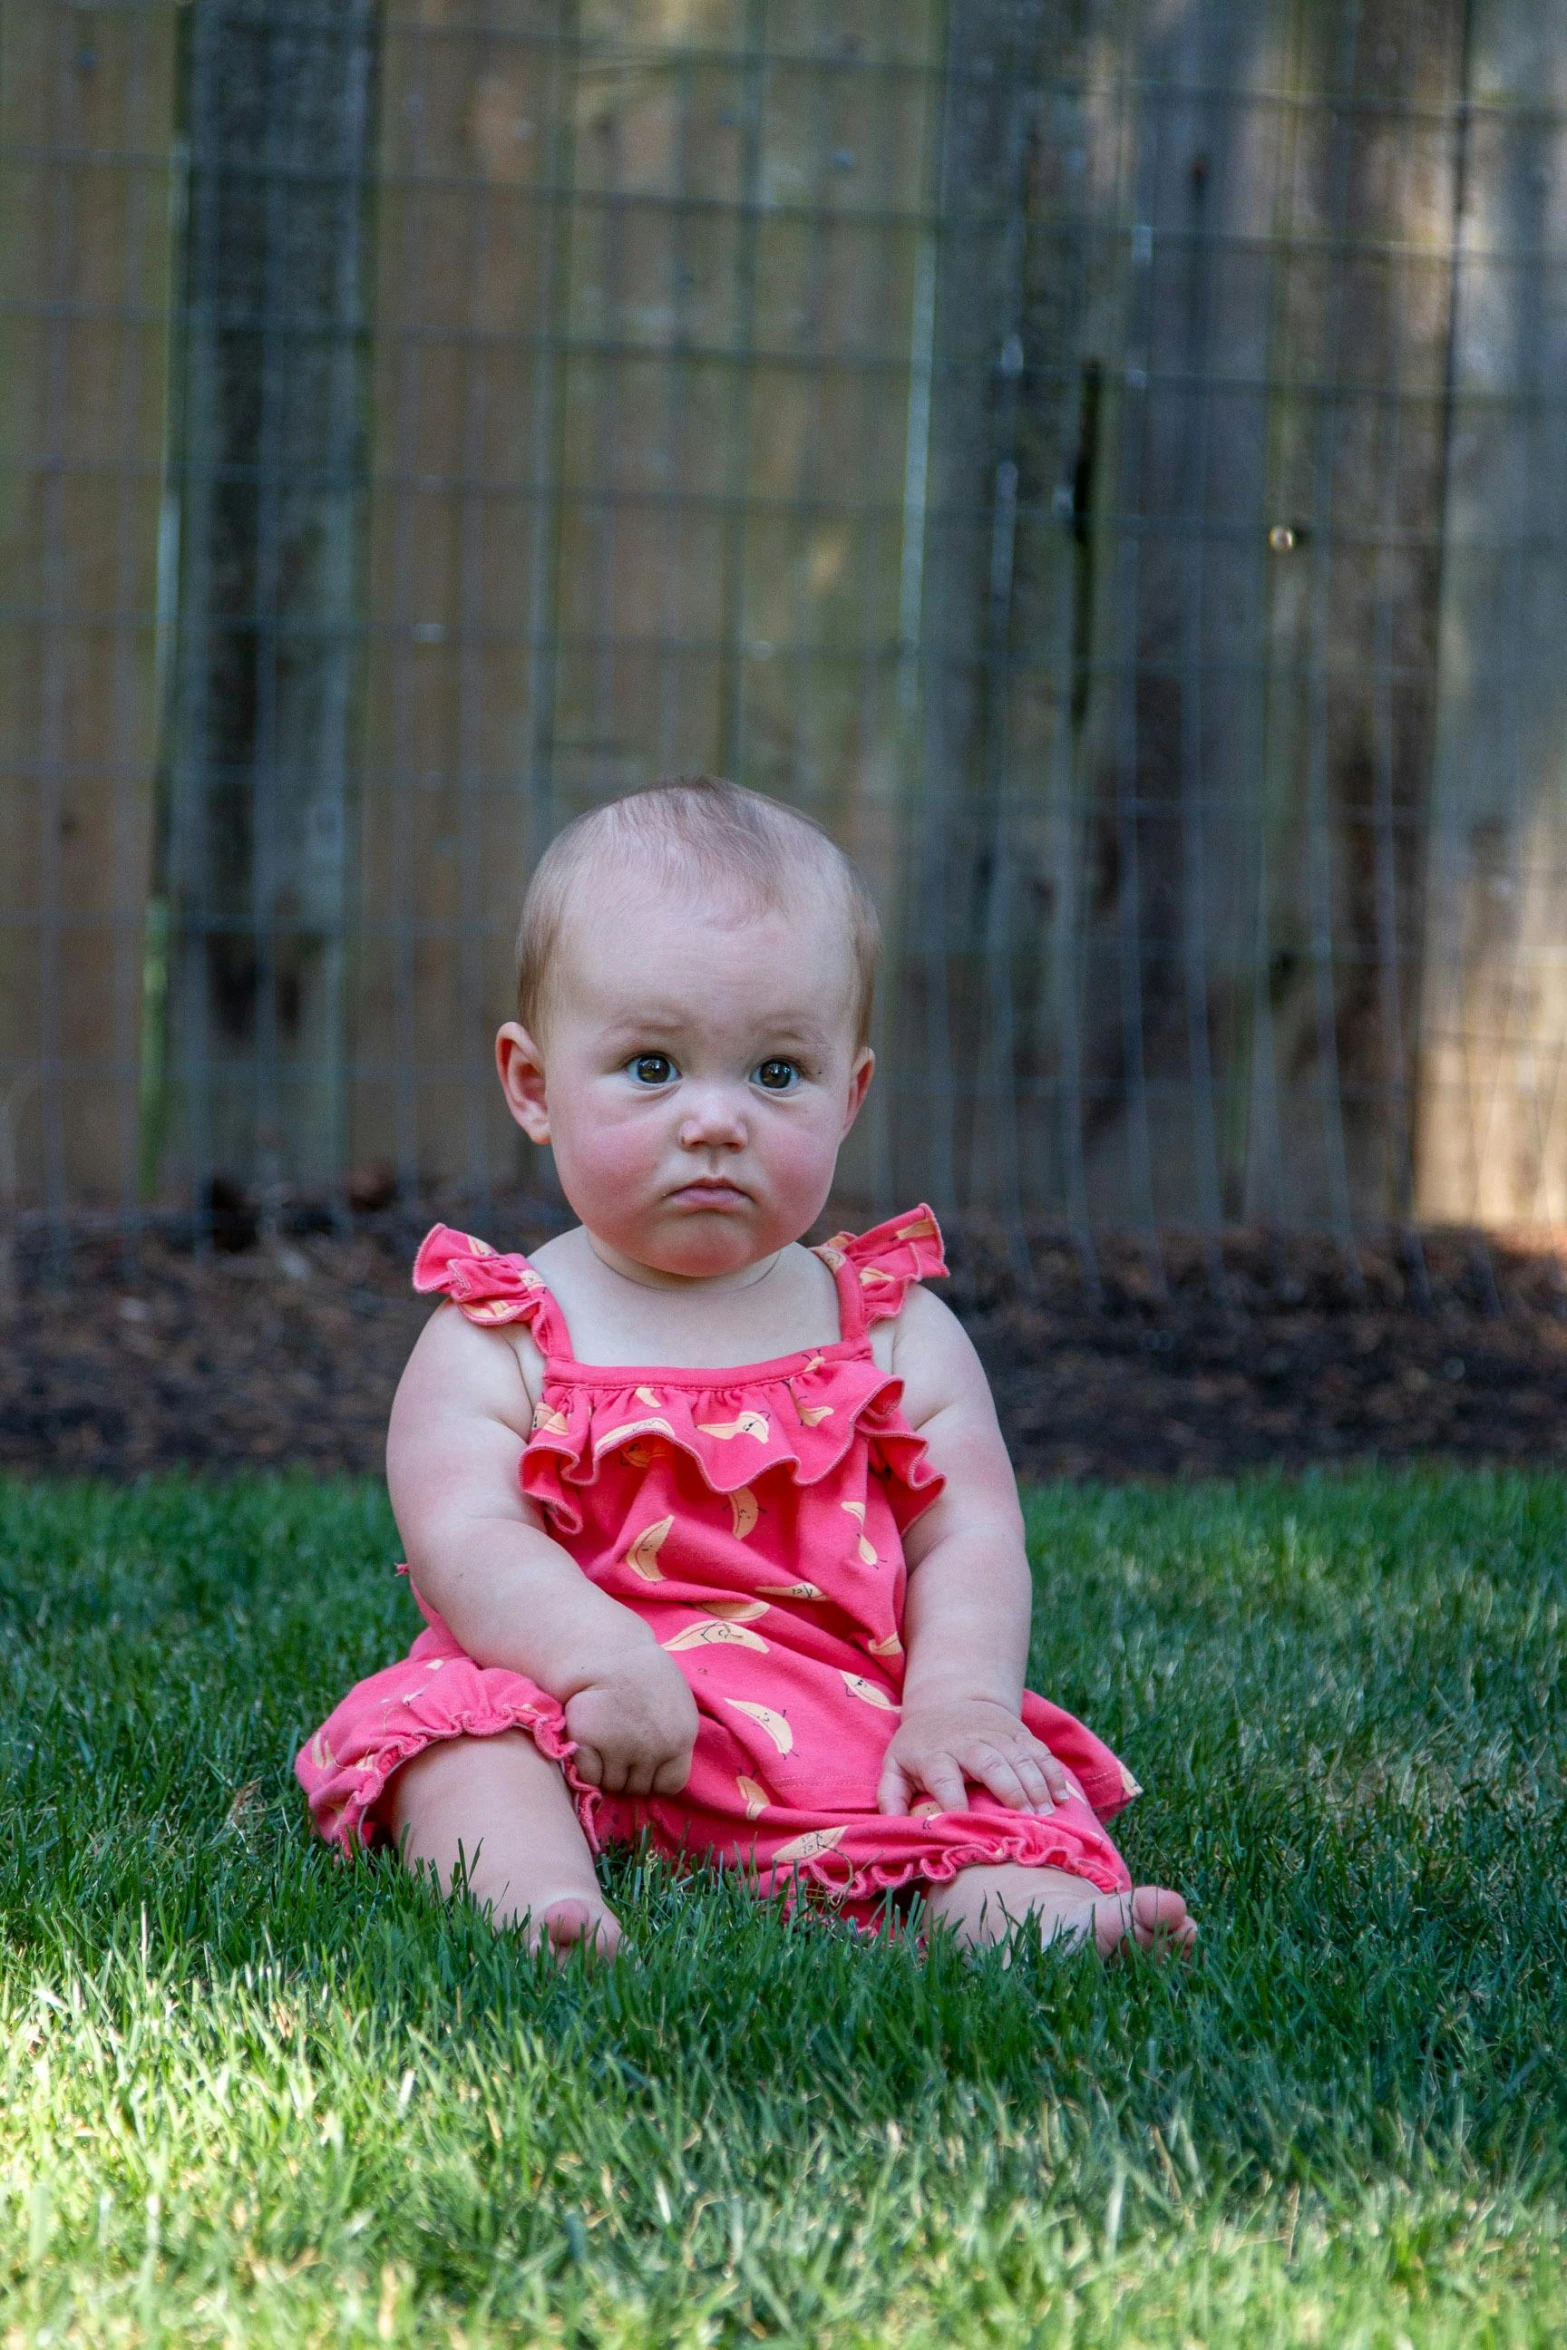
[497,1022,551,1143]
[841,1045,875,1134]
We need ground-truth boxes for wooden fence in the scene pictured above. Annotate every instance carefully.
[4,0,1567,1244]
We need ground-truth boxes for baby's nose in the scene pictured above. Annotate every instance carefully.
[677,1085,747,1145]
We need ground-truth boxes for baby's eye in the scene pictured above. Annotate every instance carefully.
[627,1052,678,1087]
[752,1058,801,1093]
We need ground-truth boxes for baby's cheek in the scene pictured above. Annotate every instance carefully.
[759,1113,844,1210]
[555,1099,665,1204]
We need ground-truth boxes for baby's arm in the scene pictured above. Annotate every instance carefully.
[875,1287,1074,1818]
[387,1304,697,1796]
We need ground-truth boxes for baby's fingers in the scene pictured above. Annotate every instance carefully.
[964,1745,1040,1813]
[961,1737,1073,1813]
[651,1748,694,1798]
[878,1749,969,1817]
[1025,1745,1077,1805]
[875,1752,915,1816]
[1010,1750,1065,1812]
[911,1753,970,1817]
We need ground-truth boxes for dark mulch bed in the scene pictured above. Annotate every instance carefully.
[2,1203,1565,1482]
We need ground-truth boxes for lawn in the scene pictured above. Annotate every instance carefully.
[0,1470,1563,2346]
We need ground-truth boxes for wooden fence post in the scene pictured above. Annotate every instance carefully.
[0,0,176,1226]
[914,0,1469,1243]
[159,0,380,1218]
[1416,0,1567,1228]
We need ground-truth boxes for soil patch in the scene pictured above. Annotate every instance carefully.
[2,1208,1565,1482]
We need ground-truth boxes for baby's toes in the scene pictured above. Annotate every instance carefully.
[536,1898,623,1964]
[1123,1886,1196,1957]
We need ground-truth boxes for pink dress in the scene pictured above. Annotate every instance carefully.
[297,1207,1138,1924]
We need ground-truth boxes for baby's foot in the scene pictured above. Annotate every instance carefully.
[1033,1881,1196,1958]
[926,1863,1196,1959]
[523,1892,624,1964]
[390,1732,622,1962]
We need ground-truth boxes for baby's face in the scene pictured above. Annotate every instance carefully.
[498,875,872,1280]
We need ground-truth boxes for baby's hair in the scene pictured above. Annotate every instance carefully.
[516,776,881,1046]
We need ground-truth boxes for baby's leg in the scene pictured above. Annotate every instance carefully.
[925,1863,1195,1960]
[388,1730,622,1961]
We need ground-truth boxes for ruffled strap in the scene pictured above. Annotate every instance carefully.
[411,1224,572,1356]
[816,1204,947,1332]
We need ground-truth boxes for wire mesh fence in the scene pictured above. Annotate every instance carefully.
[4,0,1567,1273]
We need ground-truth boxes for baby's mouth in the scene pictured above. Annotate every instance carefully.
[667,1177,750,1209]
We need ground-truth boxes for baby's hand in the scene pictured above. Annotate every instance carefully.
[563,1644,700,1799]
[876,1697,1075,1817]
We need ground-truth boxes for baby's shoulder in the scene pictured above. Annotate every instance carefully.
[406,1259,545,1422]
[880,1274,967,1355]
[877,1279,987,1426]
[526,1227,576,1278]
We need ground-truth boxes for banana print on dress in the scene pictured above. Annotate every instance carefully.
[622,1437,670,1468]
[841,1502,877,1565]
[696,1410,770,1442]
[597,1416,678,1454]
[772,1826,847,1863]
[625,1517,673,1580]
[663,1621,769,1653]
[724,1698,794,1756]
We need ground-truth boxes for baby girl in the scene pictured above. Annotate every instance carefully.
[298,778,1195,1963]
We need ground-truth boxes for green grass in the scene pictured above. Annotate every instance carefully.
[0,1470,1564,2346]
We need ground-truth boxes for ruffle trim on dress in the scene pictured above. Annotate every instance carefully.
[302,1678,1129,1910]
[757,1803,1133,1912]
[412,1223,574,1354]
[518,1360,944,1536]
[408,1211,950,1537]
[297,1621,1140,1910]
[817,1204,947,1324]
[299,1645,614,1857]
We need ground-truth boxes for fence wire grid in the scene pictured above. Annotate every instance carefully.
[5,0,1567,1278]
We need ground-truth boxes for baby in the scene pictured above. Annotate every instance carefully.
[298,779,1195,1963]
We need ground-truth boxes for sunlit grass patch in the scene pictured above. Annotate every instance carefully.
[0,1469,1563,2345]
